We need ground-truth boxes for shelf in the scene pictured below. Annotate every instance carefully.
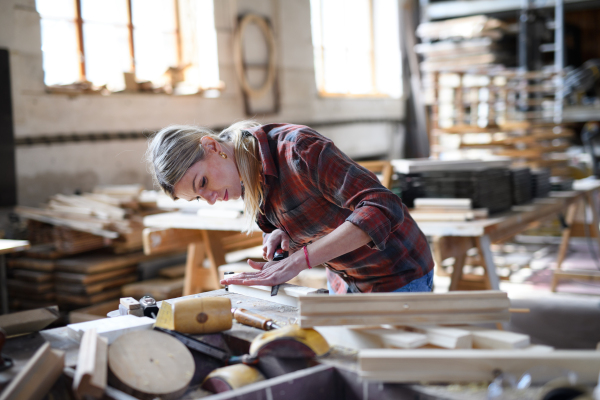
[425,0,600,21]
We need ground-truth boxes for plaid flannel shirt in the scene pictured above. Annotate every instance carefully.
[250,124,433,293]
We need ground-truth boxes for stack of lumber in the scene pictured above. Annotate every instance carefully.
[296,290,600,384]
[120,264,185,301]
[427,69,573,177]
[416,15,517,72]
[15,185,164,255]
[409,198,488,222]
[53,251,150,308]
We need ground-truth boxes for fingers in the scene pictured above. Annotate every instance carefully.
[281,235,290,251]
[220,271,259,285]
[247,259,265,270]
[264,234,278,261]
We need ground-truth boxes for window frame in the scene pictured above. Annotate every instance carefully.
[44,0,183,89]
[311,0,401,99]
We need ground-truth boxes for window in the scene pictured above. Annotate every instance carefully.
[310,0,402,97]
[36,0,219,93]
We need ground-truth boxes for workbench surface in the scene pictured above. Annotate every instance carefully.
[0,290,562,400]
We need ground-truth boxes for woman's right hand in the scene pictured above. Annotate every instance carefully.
[262,229,290,261]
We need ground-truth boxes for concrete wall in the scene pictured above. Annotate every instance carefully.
[1,0,404,206]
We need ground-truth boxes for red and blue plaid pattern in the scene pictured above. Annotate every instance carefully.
[250,124,434,293]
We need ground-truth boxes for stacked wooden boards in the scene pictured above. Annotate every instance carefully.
[15,184,164,254]
[416,15,517,72]
[297,290,510,327]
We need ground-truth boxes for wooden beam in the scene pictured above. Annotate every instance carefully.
[359,349,600,384]
[407,326,472,349]
[0,342,65,400]
[298,291,510,328]
[456,326,530,349]
[0,306,59,337]
[73,328,108,399]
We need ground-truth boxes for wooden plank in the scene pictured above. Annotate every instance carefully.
[407,326,472,349]
[73,328,108,399]
[298,291,510,328]
[414,198,472,209]
[0,240,30,255]
[7,258,56,272]
[229,284,319,308]
[11,269,53,283]
[158,264,185,279]
[456,326,530,349]
[0,342,64,400]
[55,266,137,284]
[142,227,203,256]
[67,315,155,344]
[55,252,150,274]
[360,329,428,349]
[55,275,137,295]
[0,306,59,336]
[121,278,184,301]
[69,300,120,323]
[359,349,600,384]
[6,279,54,293]
[57,288,122,306]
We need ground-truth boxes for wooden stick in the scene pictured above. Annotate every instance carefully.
[0,342,65,400]
[359,349,600,384]
[0,306,59,337]
[73,328,108,399]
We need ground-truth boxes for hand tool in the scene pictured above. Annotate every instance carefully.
[270,248,289,296]
[231,307,280,330]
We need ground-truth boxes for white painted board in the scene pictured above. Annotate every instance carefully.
[67,315,154,344]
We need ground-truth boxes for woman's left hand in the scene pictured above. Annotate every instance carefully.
[219,255,304,286]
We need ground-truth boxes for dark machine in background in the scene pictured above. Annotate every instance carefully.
[0,49,17,207]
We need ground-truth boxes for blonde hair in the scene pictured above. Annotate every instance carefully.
[146,120,263,232]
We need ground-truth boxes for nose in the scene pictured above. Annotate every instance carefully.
[205,191,217,205]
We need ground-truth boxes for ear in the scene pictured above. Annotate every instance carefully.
[200,136,220,154]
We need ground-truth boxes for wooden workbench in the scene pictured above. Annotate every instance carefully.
[0,289,572,400]
[416,183,600,291]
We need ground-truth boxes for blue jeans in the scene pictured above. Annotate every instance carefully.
[327,270,434,294]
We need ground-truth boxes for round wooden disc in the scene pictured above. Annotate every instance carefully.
[108,330,195,400]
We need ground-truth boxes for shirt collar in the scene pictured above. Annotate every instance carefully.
[248,127,278,179]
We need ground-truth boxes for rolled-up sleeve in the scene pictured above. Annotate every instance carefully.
[294,133,405,250]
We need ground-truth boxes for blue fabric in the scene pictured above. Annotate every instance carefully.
[327,270,434,294]
[392,270,433,292]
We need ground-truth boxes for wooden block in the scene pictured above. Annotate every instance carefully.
[525,344,555,352]
[0,306,59,337]
[359,349,600,384]
[67,315,155,344]
[0,342,65,400]
[69,300,120,323]
[314,326,386,350]
[121,278,184,301]
[407,325,472,349]
[456,327,531,349]
[73,328,108,399]
[120,297,140,310]
[155,296,232,334]
[108,330,194,400]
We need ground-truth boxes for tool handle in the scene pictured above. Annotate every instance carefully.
[232,308,272,330]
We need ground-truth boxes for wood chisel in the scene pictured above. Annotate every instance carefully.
[270,248,289,296]
[231,308,280,330]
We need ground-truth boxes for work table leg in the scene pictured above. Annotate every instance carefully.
[476,235,500,291]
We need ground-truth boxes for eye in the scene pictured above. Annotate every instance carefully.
[201,177,207,188]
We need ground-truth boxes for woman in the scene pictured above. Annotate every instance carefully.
[147,121,433,293]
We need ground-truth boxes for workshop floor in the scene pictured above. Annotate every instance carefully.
[433,237,600,297]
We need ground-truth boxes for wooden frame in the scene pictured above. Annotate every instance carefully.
[357,160,394,189]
